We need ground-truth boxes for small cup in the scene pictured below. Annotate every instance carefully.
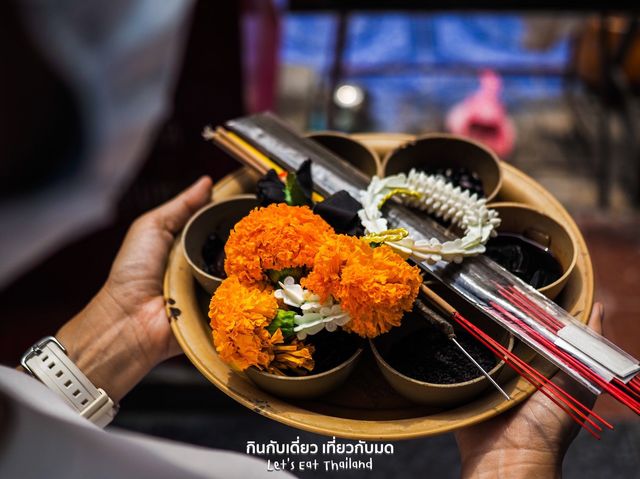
[245,347,364,400]
[307,131,382,178]
[487,202,578,300]
[371,312,514,407]
[382,133,503,201]
[182,195,259,294]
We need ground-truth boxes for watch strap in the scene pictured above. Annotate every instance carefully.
[21,336,117,428]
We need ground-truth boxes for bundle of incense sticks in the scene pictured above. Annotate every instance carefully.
[419,285,613,438]
[206,112,640,416]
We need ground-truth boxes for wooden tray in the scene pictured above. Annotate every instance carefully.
[164,133,594,440]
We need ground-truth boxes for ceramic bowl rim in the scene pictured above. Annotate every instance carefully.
[306,130,382,177]
[181,193,259,284]
[381,132,503,201]
[369,330,514,390]
[487,201,579,297]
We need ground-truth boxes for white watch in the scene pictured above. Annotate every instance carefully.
[20,336,118,428]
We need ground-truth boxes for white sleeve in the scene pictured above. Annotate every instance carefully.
[0,366,295,479]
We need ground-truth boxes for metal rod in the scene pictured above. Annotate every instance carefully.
[415,295,511,401]
[451,337,511,401]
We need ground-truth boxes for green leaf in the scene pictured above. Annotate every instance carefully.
[267,309,297,338]
[267,267,306,284]
[284,172,310,206]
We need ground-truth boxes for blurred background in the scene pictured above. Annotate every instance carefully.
[1,1,639,477]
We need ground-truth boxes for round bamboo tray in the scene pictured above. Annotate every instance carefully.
[164,133,594,441]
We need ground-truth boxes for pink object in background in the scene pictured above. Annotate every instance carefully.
[242,0,282,112]
[445,70,516,159]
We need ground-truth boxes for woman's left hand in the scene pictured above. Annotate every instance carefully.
[56,176,212,402]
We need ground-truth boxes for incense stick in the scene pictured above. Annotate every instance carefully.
[414,298,511,401]
[452,311,604,439]
[213,127,324,203]
[493,286,640,415]
[419,284,612,437]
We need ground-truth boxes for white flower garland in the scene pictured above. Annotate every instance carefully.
[358,169,501,264]
[274,276,351,340]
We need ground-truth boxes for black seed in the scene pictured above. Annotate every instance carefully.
[384,326,497,384]
[426,166,486,197]
[202,233,227,277]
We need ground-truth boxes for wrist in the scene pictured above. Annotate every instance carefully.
[459,448,562,479]
[55,286,160,403]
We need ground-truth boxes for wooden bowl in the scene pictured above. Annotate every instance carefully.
[306,131,382,178]
[371,311,514,407]
[381,133,503,201]
[488,202,578,300]
[165,133,593,440]
[245,347,364,400]
[182,195,259,295]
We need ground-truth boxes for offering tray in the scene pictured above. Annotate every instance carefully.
[164,133,594,440]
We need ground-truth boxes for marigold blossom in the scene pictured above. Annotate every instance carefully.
[300,234,369,302]
[338,245,422,337]
[224,203,335,284]
[303,236,422,338]
[208,275,280,371]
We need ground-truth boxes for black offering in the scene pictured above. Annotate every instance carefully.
[485,233,563,289]
[201,233,226,278]
[386,324,497,384]
[307,330,362,375]
[431,166,485,198]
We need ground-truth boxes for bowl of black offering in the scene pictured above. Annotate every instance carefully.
[370,310,514,407]
[182,195,259,294]
[382,133,503,201]
[486,202,578,300]
[307,131,381,178]
[245,330,364,400]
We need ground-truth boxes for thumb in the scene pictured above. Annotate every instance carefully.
[148,176,213,234]
[586,302,604,335]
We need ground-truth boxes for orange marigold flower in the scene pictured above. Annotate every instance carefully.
[303,237,422,338]
[224,203,335,284]
[208,276,281,371]
[268,340,316,376]
[300,234,370,302]
[339,245,422,337]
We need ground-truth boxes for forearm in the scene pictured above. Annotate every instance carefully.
[460,448,562,479]
[55,285,157,403]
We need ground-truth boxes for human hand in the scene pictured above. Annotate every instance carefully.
[455,302,605,479]
[56,176,213,403]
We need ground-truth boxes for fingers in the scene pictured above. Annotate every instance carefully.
[587,302,604,335]
[147,176,213,234]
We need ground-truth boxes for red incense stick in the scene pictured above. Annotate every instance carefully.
[451,311,605,439]
[419,285,610,437]
[494,285,640,414]
[489,300,640,415]
[498,286,563,331]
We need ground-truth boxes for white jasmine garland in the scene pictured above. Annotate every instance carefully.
[358,169,501,264]
[274,276,351,339]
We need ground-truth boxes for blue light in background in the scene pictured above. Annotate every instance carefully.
[281,13,570,131]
